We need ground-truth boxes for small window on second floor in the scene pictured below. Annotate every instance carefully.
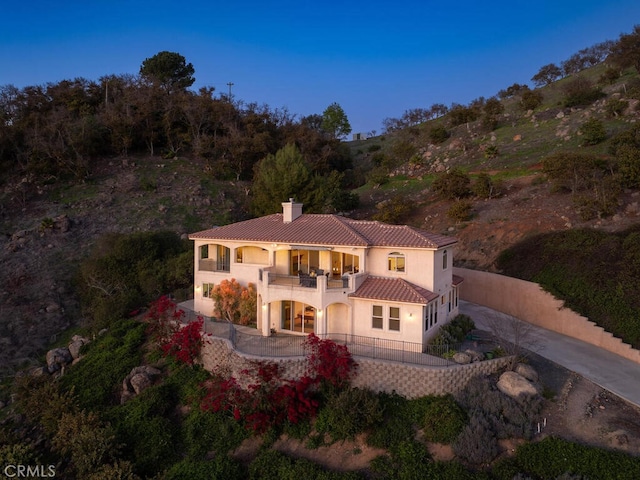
[200,244,209,259]
[388,252,405,272]
[442,249,448,270]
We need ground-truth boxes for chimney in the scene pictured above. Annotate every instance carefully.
[282,198,303,223]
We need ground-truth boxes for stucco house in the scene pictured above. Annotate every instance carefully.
[189,199,463,350]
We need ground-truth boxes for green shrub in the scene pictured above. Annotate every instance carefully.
[429,314,475,346]
[605,97,629,117]
[369,440,433,478]
[579,118,607,145]
[429,124,450,144]
[496,227,640,348]
[60,319,146,408]
[484,144,499,159]
[502,436,640,480]
[164,457,246,480]
[520,90,543,111]
[473,172,496,198]
[248,449,364,479]
[182,409,248,459]
[77,231,192,330]
[447,200,473,222]
[366,392,415,450]
[432,168,471,200]
[314,387,383,441]
[422,395,467,443]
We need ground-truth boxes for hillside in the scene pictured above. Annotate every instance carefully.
[2,62,640,377]
[348,63,640,269]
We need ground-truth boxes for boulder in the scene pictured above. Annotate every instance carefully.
[515,363,539,383]
[68,335,90,359]
[453,352,472,364]
[464,349,484,363]
[497,371,539,399]
[130,373,152,395]
[121,366,162,402]
[46,347,73,373]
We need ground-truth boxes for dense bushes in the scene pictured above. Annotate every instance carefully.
[77,231,192,330]
[496,226,640,348]
[60,318,146,408]
[422,394,467,443]
[494,437,640,480]
[314,387,383,441]
[453,375,542,465]
[429,313,475,346]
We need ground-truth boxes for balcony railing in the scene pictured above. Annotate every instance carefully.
[180,306,458,367]
[199,258,230,272]
[265,272,352,290]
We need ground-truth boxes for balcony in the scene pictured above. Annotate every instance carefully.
[264,271,364,291]
[199,258,230,272]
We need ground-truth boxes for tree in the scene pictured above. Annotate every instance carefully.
[139,51,195,93]
[608,25,640,73]
[520,89,544,111]
[211,279,257,325]
[531,63,562,87]
[251,143,320,215]
[321,102,351,139]
[562,76,605,107]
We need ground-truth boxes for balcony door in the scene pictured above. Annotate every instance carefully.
[281,301,315,334]
[289,249,319,275]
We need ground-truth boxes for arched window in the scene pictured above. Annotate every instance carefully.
[388,252,405,272]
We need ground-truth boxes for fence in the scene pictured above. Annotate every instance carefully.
[181,307,459,367]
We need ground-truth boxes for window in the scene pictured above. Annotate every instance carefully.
[442,249,448,270]
[202,283,214,298]
[389,307,400,331]
[236,247,244,263]
[388,252,405,272]
[199,244,230,272]
[281,301,315,333]
[216,245,230,271]
[290,249,319,275]
[372,305,383,329]
[425,303,437,330]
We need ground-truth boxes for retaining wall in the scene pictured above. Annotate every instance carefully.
[201,337,512,399]
[454,267,640,364]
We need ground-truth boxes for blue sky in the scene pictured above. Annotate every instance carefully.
[2,1,640,134]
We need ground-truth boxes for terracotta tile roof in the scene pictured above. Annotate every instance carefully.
[349,276,439,304]
[189,214,457,249]
[452,274,464,286]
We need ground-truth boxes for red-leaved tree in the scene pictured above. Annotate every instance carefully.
[145,295,208,365]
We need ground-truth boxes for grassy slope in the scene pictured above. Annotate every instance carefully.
[348,63,640,347]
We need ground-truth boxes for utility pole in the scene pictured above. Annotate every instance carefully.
[227,82,234,101]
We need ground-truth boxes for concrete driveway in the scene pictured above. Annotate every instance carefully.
[460,300,640,408]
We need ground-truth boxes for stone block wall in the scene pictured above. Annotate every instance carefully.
[201,338,511,399]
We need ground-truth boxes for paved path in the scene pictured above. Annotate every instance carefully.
[460,301,640,408]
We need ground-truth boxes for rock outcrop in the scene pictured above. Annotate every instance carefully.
[121,366,162,403]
